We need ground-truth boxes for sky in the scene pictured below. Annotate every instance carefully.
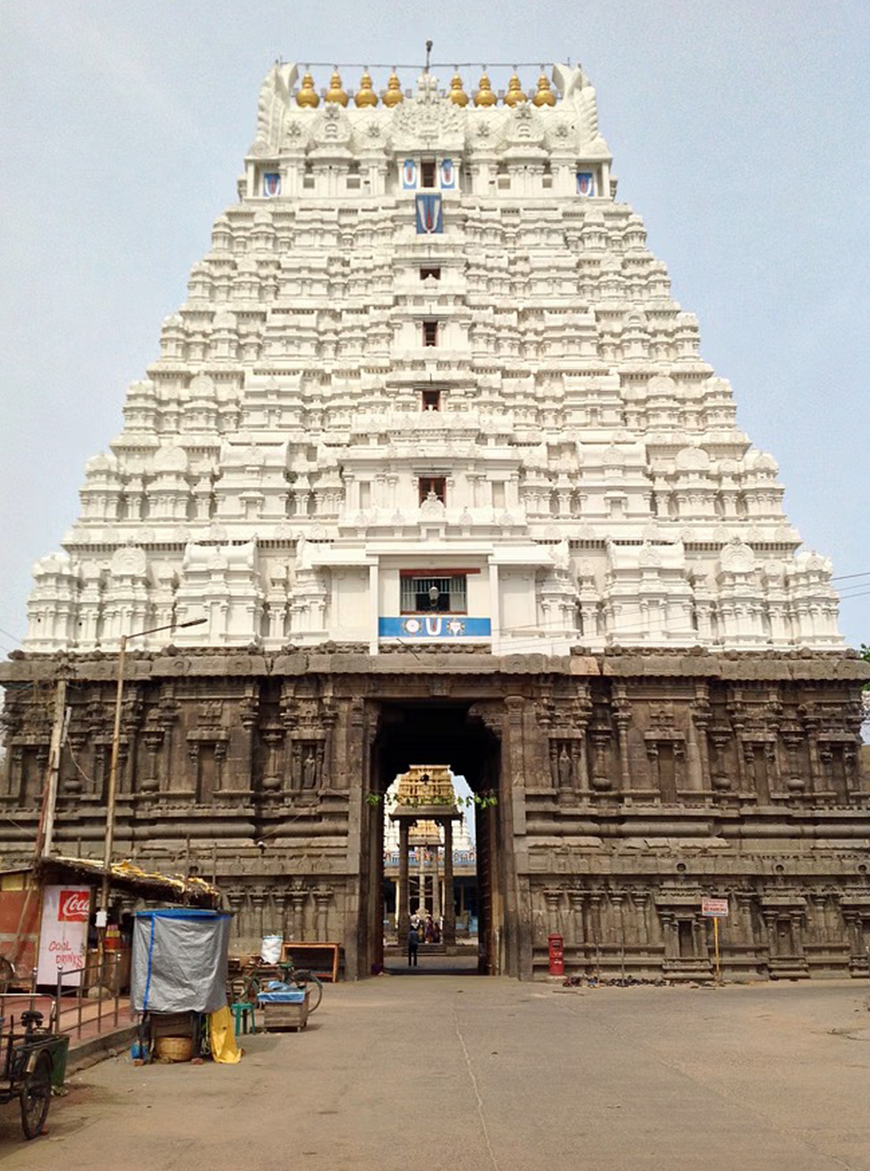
[1,0,869,653]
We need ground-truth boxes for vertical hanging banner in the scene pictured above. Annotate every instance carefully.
[36,884,91,986]
[576,172,596,196]
[440,158,455,188]
[263,172,282,197]
[415,193,443,234]
[402,159,417,189]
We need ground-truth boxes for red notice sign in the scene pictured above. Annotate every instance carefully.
[701,898,729,918]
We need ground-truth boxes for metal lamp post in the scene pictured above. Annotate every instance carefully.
[99,618,206,920]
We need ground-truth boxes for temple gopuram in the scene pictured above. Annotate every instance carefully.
[2,58,867,980]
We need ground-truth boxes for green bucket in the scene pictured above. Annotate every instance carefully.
[46,1035,70,1089]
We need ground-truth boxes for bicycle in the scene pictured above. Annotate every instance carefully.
[239,959,323,1014]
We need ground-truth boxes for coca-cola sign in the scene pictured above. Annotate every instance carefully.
[37,885,90,987]
[58,889,90,922]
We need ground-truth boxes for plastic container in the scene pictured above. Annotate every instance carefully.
[261,935,283,964]
[46,1034,70,1089]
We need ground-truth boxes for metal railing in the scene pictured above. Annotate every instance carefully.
[0,990,41,1031]
[55,952,123,1040]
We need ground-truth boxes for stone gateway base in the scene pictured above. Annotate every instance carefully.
[1,647,868,982]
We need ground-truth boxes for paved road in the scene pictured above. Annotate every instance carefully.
[2,977,869,1170]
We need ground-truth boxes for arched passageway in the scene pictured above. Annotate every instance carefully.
[362,702,503,976]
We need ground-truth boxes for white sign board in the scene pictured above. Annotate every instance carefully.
[701,897,729,918]
[36,884,91,986]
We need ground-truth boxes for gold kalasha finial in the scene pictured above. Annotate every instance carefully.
[503,71,527,107]
[325,68,348,106]
[296,71,319,108]
[532,71,556,107]
[355,69,378,107]
[473,70,497,108]
[447,71,469,107]
[383,69,404,107]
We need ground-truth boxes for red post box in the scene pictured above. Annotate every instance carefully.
[548,933,564,976]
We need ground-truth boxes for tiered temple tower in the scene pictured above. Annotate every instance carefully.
[2,61,867,981]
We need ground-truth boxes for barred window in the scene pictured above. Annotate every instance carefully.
[400,575,467,614]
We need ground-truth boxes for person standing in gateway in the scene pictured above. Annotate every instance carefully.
[407,922,420,967]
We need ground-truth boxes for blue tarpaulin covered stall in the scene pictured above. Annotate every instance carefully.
[131,909,231,1014]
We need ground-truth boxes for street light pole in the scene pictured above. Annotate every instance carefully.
[99,618,206,921]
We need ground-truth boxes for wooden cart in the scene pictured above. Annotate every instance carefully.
[260,988,310,1033]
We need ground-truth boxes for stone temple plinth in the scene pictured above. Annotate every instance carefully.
[1,58,867,981]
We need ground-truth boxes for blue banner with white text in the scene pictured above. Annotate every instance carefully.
[379,616,491,639]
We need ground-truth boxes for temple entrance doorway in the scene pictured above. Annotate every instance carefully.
[364,702,502,976]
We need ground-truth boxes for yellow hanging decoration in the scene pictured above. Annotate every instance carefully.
[296,72,319,108]
[325,69,348,106]
[447,72,469,107]
[473,71,497,108]
[382,69,404,107]
[355,69,378,107]
[503,72,527,107]
[532,72,556,107]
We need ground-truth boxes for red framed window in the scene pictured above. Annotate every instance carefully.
[418,476,446,503]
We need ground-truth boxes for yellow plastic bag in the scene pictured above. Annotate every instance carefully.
[209,1005,242,1064]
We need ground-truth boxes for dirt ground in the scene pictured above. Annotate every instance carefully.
[2,976,869,1171]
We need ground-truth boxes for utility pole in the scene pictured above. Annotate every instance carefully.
[40,678,68,858]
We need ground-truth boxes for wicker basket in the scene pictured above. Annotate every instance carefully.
[155,1035,193,1063]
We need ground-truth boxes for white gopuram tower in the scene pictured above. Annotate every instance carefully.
[4,61,866,984]
[24,62,841,657]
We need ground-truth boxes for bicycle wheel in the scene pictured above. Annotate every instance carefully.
[241,972,261,1005]
[292,970,323,1013]
[20,1050,51,1140]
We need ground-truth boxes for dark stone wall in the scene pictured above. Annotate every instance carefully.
[1,647,868,981]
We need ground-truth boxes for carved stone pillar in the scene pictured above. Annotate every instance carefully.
[567,888,586,948]
[735,892,756,948]
[442,819,455,946]
[64,734,86,794]
[612,696,631,792]
[237,692,259,793]
[313,888,331,940]
[587,890,603,942]
[575,725,590,796]
[250,886,267,942]
[289,888,307,941]
[590,731,612,791]
[397,821,410,942]
[541,887,562,943]
[417,845,426,916]
[842,911,861,962]
[140,727,163,794]
[781,733,806,792]
[611,891,627,972]
[632,890,649,947]
[225,888,246,943]
[691,691,711,788]
[660,912,677,961]
[432,846,441,922]
[804,721,823,793]
[762,910,778,961]
[261,728,283,792]
[694,914,708,960]
[709,729,732,792]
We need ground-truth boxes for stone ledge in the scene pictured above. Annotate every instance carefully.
[2,647,867,684]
